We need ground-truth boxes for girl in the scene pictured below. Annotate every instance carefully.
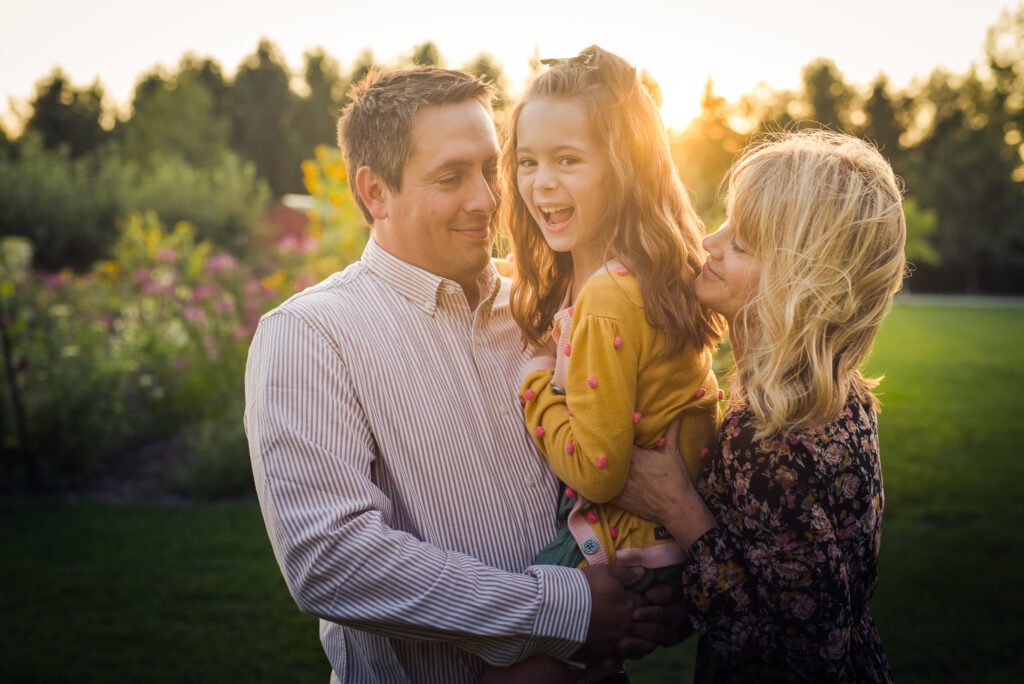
[616,130,904,681]
[496,46,724,679]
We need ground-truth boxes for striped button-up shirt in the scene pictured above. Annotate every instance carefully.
[244,238,591,682]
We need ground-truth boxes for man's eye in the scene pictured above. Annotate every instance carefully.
[439,176,460,186]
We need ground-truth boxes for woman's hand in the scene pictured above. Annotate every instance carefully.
[616,419,692,522]
[616,419,717,549]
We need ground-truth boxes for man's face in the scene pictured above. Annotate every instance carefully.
[375,100,500,298]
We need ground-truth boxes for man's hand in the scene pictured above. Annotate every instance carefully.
[571,565,646,663]
[602,582,694,664]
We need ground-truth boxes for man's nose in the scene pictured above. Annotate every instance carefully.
[467,172,498,214]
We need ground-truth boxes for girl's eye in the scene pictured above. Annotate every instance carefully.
[518,158,536,168]
[558,157,579,166]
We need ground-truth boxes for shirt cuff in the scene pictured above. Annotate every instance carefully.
[520,564,591,661]
[519,356,556,387]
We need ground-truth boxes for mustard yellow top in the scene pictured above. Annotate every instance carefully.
[520,265,720,567]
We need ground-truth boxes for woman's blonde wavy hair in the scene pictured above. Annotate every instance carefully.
[502,45,724,354]
[726,130,907,438]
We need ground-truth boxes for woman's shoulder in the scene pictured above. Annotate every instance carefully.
[721,394,877,469]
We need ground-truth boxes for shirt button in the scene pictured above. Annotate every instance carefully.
[582,538,599,555]
[498,405,509,416]
[524,476,535,488]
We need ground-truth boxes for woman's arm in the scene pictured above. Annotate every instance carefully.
[618,418,871,677]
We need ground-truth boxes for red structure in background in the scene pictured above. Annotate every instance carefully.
[261,194,314,247]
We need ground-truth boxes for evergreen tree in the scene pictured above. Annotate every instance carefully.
[671,79,746,221]
[802,58,852,130]
[410,41,444,66]
[230,38,301,195]
[25,69,107,157]
[860,74,906,174]
[121,64,231,168]
[462,52,510,112]
[292,47,345,154]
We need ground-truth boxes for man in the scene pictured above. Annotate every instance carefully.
[244,67,670,682]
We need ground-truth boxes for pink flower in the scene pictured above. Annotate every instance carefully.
[213,296,235,314]
[132,268,152,285]
[143,281,172,296]
[233,324,253,340]
[276,236,299,254]
[293,274,316,291]
[183,305,207,324]
[42,272,65,290]
[203,334,221,361]
[192,283,217,300]
[156,247,177,263]
[206,253,237,274]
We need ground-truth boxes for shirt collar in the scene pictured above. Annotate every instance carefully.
[361,238,501,316]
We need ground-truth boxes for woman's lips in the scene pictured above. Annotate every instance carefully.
[702,261,722,280]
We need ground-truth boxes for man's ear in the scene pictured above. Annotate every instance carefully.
[354,166,391,222]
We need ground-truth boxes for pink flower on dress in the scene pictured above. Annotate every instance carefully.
[789,593,816,620]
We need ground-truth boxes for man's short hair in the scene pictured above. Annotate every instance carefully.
[338,66,496,224]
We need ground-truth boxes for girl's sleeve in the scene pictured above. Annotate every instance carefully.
[682,438,865,676]
[520,293,640,504]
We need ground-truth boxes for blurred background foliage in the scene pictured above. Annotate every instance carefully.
[0,9,1022,497]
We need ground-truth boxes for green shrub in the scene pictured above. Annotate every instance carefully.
[0,135,126,270]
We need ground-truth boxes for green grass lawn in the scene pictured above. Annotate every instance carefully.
[2,301,1023,682]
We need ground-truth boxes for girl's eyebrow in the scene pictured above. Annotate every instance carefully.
[516,143,589,153]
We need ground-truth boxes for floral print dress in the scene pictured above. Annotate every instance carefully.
[683,395,894,683]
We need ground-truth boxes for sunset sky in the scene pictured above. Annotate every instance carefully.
[1,0,1018,132]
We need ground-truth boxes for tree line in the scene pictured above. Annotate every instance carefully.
[2,7,1022,292]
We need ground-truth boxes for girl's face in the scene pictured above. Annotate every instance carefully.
[695,220,761,322]
[515,97,610,269]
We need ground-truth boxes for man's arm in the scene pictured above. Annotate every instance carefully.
[245,309,592,666]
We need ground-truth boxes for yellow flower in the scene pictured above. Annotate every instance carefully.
[261,270,286,293]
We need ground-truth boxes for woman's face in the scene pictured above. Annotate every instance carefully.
[695,221,761,321]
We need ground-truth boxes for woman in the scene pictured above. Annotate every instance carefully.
[616,130,905,682]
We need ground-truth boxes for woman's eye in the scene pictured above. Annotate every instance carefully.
[731,238,746,254]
